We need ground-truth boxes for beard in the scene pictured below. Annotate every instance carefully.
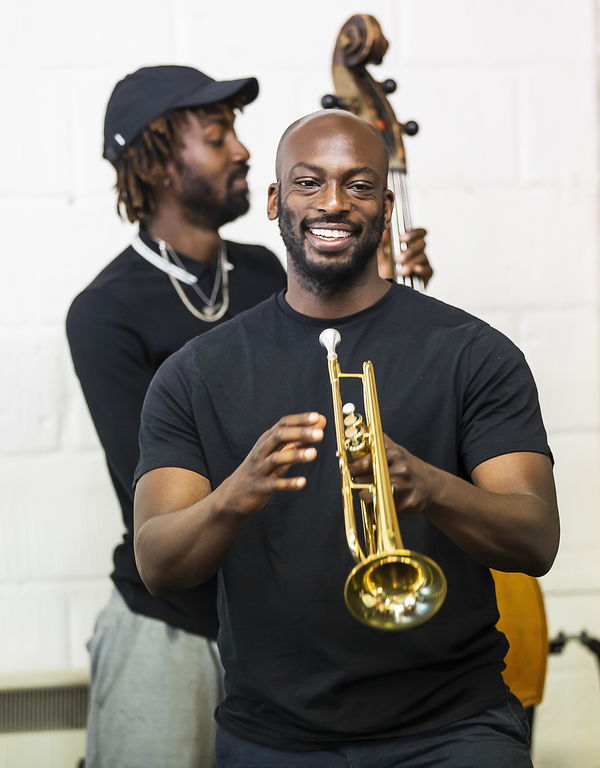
[277,196,385,294]
[177,162,250,228]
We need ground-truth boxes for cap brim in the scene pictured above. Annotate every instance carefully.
[172,77,259,111]
[103,74,259,165]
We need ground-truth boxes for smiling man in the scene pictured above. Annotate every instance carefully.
[133,110,559,767]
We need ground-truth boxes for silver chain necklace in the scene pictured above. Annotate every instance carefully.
[158,239,230,322]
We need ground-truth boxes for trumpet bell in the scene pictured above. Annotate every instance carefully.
[345,550,447,631]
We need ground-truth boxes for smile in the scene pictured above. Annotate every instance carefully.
[308,228,353,241]
[304,224,359,253]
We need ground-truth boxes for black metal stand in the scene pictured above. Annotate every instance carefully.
[525,630,600,748]
[549,630,600,670]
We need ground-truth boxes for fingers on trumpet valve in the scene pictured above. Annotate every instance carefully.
[343,403,369,459]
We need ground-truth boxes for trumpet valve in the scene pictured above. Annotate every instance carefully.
[343,402,363,432]
[343,403,369,458]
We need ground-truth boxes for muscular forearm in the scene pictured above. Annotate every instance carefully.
[424,464,559,576]
[134,475,246,597]
[134,413,327,597]
[354,442,560,577]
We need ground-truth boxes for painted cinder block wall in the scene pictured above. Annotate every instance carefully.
[0,0,598,763]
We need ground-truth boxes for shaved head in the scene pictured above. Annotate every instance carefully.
[268,110,394,297]
[275,110,389,183]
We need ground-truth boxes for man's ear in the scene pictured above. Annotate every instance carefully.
[383,189,394,231]
[162,159,179,191]
[267,183,278,221]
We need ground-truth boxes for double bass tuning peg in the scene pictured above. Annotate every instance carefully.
[377,79,419,137]
[402,121,419,136]
[321,91,419,137]
[321,94,345,110]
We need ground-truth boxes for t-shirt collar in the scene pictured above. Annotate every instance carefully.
[275,283,398,327]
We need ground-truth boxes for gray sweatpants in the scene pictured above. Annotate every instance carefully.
[85,588,223,768]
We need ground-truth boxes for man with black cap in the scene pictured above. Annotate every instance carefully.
[66,65,289,768]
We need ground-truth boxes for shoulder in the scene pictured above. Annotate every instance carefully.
[66,243,163,325]
[66,246,149,345]
[401,291,533,388]
[390,284,481,325]
[68,246,136,309]
[386,284,491,345]
[384,285,527,371]
[82,244,147,292]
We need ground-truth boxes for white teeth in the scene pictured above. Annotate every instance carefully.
[309,228,352,239]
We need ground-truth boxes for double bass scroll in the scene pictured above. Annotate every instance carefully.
[321,14,423,290]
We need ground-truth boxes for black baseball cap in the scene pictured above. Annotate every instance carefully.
[103,65,259,166]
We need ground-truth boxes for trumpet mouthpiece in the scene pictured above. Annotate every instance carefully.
[319,328,341,359]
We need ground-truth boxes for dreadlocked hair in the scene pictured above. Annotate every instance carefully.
[114,96,245,224]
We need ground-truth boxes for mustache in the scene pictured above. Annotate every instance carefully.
[302,215,362,234]
[227,163,250,187]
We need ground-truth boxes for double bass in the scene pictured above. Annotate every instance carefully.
[321,13,549,713]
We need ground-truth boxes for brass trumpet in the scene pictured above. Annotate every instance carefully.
[319,328,447,630]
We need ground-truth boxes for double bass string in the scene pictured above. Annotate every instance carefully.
[389,168,424,293]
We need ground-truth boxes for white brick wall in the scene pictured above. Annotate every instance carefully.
[1,0,598,762]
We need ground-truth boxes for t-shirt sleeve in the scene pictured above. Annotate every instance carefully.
[134,349,209,485]
[66,288,154,499]
[459,325,552,475]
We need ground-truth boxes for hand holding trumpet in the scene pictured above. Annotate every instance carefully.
[349,433,439,517]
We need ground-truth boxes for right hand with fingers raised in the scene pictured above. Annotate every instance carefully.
[134,411,327,593]
[217,412,326,518]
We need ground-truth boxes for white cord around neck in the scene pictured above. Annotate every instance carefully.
[131,234,198,284]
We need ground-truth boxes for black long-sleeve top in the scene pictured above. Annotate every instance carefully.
[66,230,286,637]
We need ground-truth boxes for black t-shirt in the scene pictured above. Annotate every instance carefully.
[66,230,286,637]
[136,285,551,748]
